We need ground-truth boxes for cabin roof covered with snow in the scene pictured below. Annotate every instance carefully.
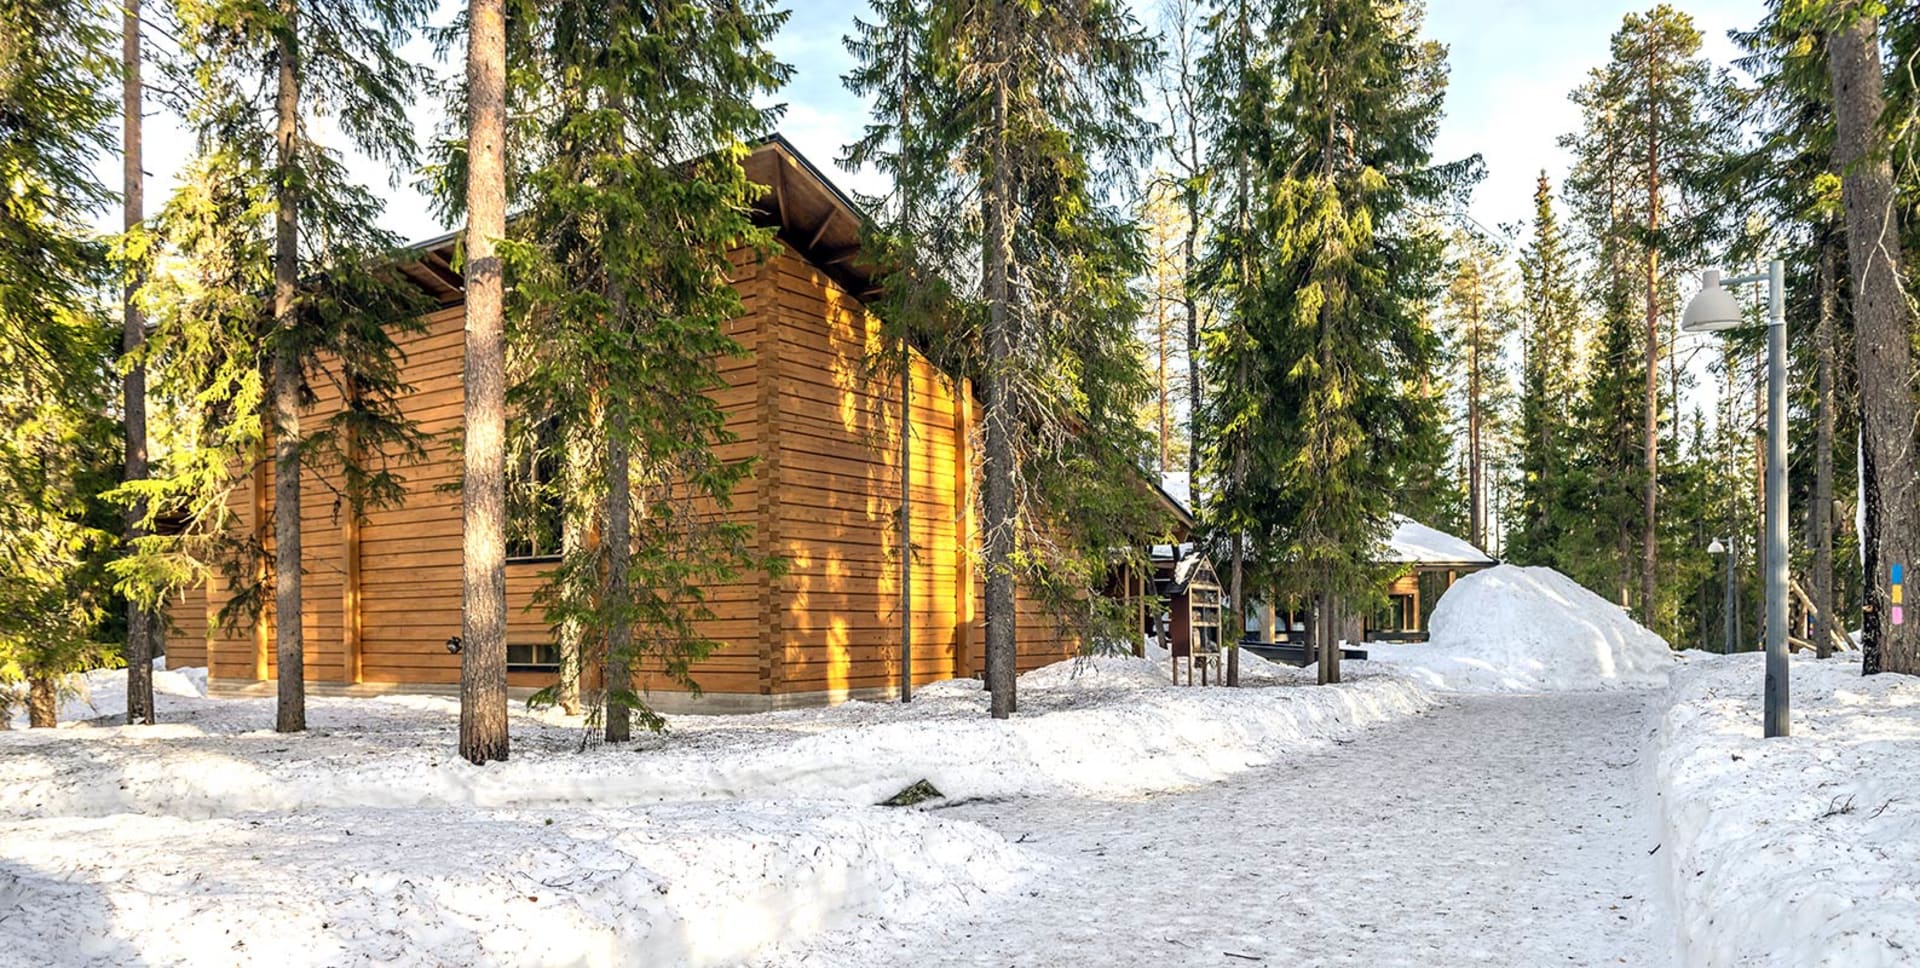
[1382,515,1496,568]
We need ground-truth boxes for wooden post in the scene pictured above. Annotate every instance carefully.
[1260,597,1276,644]
[342,508,362,684]
[954,378,975,678]
[342,389,363,685]
[1412,573,1424,634]
[252,448,270,682]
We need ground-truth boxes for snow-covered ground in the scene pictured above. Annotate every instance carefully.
[1654,652,1920,967]
[773,690,1667,967]
[0,651,1436,966]
[1369,564,1676,692]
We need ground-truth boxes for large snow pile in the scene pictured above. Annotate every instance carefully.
[1655,653,1920,966]
[1369,564,1674,692]
[0,654,1436,965]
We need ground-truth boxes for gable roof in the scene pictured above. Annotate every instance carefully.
[395,134,874,305]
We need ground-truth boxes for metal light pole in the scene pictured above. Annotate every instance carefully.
[1708,537,1734,655]
[1683,260,1789,738]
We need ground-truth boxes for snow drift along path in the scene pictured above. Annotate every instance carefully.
[1370,564,1676,692]
[0,655,1437,967]
[772,690,1669,968]
[1655,653,1920,967]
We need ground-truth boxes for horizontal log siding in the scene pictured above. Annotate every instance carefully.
[765,250,1076,696]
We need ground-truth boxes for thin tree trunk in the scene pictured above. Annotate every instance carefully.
[603,410,632,742]
[122,0,154,726]
[271,1,305,733]
[1640,37,1661,630]
[1468,282,1483,548]
[557,427,589,716]
[27,678,56,728]
[899,340,913,702]
[1813,228,1839,659]
[1830,9,1920,676]
[982,63,1017,719]
[459,0,509,763]
[1861,415,1881,672]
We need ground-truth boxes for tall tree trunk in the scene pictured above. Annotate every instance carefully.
[1468,286,1483,548]
[459,0,509,763]
[982,64,1017,719]
[603,410,632,742]
[1829,9,1920,675]
[1640,39,1661,630]
[1157,292,1170,472]
[1813,228,1839,659]
[900,343,914,701]
[122,0,154,726]
[557,426,590,716]
[271,2,305,733]
[27,678,56,728]
[1861,415,1881,672]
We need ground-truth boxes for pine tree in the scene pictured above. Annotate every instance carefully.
[1441,228,1515,550]
[1561,6,1724,624]
[1823,1,1920,675]
[120,0,158,726]
[1217,0,1463,686]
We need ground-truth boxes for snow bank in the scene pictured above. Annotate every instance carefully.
[0,654,1438,966]
[1368,564,1675,692]
[0,655,1435,819]
[1654,653,1920,966]
[0,800,1025,968]
[3,658,206,730]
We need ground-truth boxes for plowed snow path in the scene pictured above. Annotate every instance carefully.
[774,691,1666,967]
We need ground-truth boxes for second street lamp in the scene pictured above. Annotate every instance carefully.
[1683,260,1789,738]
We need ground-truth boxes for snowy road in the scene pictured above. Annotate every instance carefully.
[777,691,1667,967]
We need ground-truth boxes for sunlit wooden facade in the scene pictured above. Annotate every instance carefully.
[164,136,1097,711]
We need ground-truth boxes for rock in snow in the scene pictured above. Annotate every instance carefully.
[1368,564,1676,692]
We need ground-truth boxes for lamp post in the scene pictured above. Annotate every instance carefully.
[1683,260,1788,738]
[1708,537,1734,655]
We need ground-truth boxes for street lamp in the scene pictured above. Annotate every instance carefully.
[1683,260,1788,738]
[1707,537,1734,655]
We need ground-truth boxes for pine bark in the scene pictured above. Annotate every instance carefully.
[271,1,305,733]
[603,410,632,742]
[899,342,913,702]
[1640,36,1661,630]
[1829,9,1920,676]
[1813,228,1839,659]
[982,59,1017,719]
[459,0,510,762]
[557,429,589,716]
[1467,281,1484,548]
[27,678,56,728]
[122,0,154,725]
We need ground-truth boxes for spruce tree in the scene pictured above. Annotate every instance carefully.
[1441,228,1515,550]
[1216,0,1462,685]
[848,0,1158,717]
[0,0,120,726]
[1510,174,1584,570]
[129,0,436,733]
[489,0,788,739]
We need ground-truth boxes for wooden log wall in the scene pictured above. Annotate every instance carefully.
[168,239,1080,703]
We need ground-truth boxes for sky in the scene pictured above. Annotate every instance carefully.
[121,0,1772,247]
